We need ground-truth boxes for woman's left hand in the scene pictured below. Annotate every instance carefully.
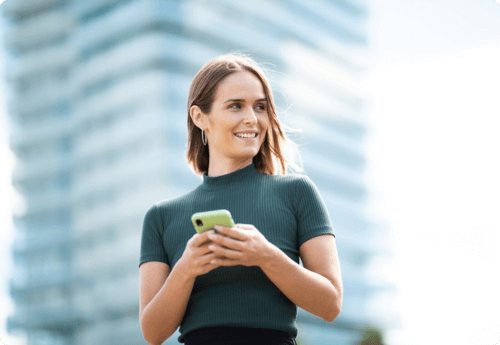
[206,224,276,268]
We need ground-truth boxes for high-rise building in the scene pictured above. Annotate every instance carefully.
[2,0,397,344]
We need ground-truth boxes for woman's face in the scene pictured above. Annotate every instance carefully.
[192,70,270,171]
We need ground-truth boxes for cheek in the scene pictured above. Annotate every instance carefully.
[213,119,232,137]
[261,120,270,137]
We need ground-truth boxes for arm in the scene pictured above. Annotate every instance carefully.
[207,225,343,322]
[260,234,342,322]
[139,231,219,345]
[139,261,195,345]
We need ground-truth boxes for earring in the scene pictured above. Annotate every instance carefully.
[201,129,207,146]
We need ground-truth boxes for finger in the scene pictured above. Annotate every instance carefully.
[235,223,251,228]
[200,251,219,264]
[199,256,222,274]
[198,242,215,255]
[203,253,229,271]
[208,232,244,250]
[214,225,247,241]
[210,257,239,266]
[193,230,215,247]
[209,244,243,259]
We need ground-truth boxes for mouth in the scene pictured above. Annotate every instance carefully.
[234,133,258,141]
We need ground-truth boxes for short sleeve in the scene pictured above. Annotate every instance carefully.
[139,204,170,268]
[294,175,335,248]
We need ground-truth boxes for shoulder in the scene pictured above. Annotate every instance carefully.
[144,188,200,223]
[264,171,310,186]
[266,172,317,193]
[154,187,200,210]
[285,174,325,205]
[259,173,320,200]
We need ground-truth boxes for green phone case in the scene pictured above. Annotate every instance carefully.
[191,209,235,234]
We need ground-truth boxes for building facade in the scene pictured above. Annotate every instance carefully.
[2,0,397,344]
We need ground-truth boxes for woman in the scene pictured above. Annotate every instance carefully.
[139,53,343,345]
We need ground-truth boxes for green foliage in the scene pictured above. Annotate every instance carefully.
[295,334,306,345]
[358,326,385,345]
[295,326,385,345]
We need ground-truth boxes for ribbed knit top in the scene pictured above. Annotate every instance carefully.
[139,162,335,343]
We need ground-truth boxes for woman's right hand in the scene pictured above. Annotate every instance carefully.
[177,230,220,279]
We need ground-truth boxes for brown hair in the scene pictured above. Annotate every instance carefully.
[186,52,304,177]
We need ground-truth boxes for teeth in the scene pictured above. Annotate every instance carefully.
[235,133,257,138]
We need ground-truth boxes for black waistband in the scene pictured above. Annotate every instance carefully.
[184,326,295,345]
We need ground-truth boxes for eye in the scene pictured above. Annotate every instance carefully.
[256,103,266,111]
[229,103,241,109]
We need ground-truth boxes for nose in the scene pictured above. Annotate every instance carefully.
[243,107,258,124]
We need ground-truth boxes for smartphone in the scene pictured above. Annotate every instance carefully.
[191,209,235,234]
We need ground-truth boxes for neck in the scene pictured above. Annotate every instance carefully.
[207,159,255,177]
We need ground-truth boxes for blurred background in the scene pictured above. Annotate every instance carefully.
[0,0,499,345]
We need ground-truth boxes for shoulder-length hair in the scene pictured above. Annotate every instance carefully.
[186,52,304,177]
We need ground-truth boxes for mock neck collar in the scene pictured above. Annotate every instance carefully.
[199,163,261,191]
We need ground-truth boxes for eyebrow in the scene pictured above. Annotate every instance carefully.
[224,98,267,103]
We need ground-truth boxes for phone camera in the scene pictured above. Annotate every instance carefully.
[195,219,203,226]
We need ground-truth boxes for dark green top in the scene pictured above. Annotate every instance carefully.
[139,162,335,343]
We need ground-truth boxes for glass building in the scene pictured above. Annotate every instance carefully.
[2,0,398,344]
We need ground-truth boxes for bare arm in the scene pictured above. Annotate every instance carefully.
[139,261,194,344]
[260,234,343,321]
[207,225,343,322]
[139,231,219,345]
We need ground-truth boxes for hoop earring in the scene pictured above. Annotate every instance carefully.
[201,129,207,146]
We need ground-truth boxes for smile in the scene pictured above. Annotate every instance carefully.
[234,133,258,140]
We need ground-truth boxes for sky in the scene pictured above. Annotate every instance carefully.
[1,1,500,345]
[365,0,500,344]
[0,7,21,345]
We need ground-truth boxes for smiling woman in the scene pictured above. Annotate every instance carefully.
[185,52,304,178]
[190,69,270,177]
[138,53,342,345]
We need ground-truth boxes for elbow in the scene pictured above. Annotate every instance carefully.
[140,314,169,345]
[323,304,341,323]
[323,293,342,323]
[141,330,159,345]
[143,338,162,345]
[140,321,155,345]
[141,327,164,345]
[323,305,341,323]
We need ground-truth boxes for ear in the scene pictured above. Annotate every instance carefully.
[190,105,206,131]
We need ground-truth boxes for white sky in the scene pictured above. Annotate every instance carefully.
[1,1,500,345]
[366,0,500,344]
